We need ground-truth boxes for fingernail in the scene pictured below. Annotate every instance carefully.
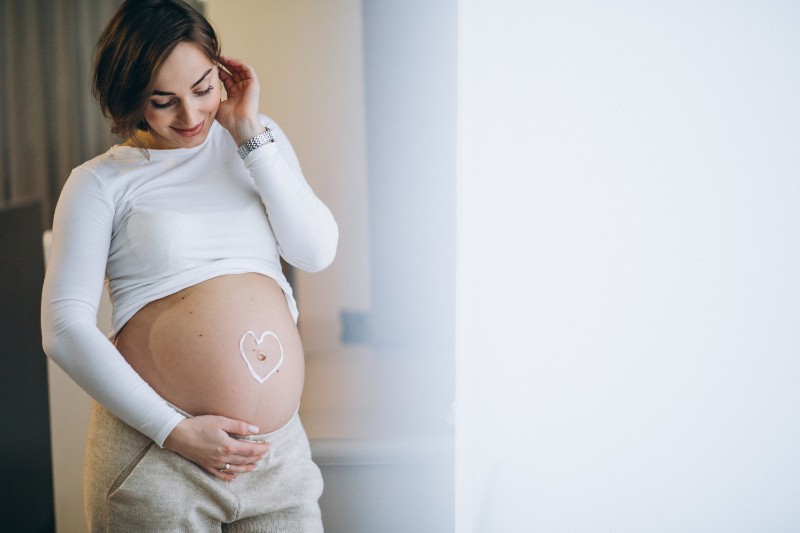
[249,425,259,433]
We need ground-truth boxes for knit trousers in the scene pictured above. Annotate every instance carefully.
[84,402,324,532]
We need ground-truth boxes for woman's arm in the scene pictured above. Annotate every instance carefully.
[41,168,269,480]
[41,168,185,446]
[216,55,338,272]
[244,119,339,272]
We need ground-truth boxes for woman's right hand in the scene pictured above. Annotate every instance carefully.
[163,415,270,481]
[216,54,264,146]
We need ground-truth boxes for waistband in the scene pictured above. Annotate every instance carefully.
[166,401,301,441]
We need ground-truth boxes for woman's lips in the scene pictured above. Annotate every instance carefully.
[171,120,205,137]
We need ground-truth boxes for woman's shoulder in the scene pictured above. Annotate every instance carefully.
[75,144,143,178]
[63,148,118,189]
[63,144,157,207]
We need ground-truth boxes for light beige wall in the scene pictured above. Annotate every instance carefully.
[205,0,370,358]
[48,366,92,533]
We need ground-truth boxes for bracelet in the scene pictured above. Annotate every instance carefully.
[237,128,275,159]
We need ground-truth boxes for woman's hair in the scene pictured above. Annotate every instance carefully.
[92,0,220,140]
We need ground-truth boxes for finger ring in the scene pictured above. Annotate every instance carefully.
[220,463,231,472]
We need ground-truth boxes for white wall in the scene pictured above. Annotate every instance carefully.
[457,1,800,531]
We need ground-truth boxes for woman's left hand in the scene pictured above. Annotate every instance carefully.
[216,54,265,145]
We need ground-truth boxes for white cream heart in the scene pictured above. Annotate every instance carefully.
[239,330,284,384]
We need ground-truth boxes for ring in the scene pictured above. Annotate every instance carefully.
[220,463,231,472]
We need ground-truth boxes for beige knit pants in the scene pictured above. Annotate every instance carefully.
[84,402,324,532]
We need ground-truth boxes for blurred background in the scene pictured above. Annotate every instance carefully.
[4,1,800,532]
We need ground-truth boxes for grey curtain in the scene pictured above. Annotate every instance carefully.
[0,0,123,228]
[0,0,205,229]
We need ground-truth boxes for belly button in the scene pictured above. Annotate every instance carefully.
[257,352,267,361]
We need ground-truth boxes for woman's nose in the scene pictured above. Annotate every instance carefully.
[176,102,201,126]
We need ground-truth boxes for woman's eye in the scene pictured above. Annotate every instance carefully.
[150,100,174,110]
[196,84,214,97]
[149,84,212,109]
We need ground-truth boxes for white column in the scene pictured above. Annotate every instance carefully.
[457,2,800,531]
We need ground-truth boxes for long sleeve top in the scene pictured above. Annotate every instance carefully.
[41,116,337,446]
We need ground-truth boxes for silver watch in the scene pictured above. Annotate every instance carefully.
[237,128,275,159]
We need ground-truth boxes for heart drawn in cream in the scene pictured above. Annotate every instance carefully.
[239,330,284,384]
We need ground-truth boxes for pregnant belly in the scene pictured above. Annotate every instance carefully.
[115,273,304,433]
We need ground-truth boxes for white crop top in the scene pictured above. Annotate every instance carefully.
[41,116,337,446]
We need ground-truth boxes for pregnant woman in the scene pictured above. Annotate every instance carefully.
[41,0,337,531]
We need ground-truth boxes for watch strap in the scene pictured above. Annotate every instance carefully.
[237,128,275,159]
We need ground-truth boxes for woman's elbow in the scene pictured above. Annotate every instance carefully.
[41,326,64,367]
[40,305,92,368]
[289,224,338,273]
[41,306,59,359]
[305,235,338,272]
[41,312,70,364]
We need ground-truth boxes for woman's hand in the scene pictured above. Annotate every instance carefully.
[163,415,271,481]
[216,54,265,146]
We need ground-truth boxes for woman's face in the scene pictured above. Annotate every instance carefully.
[142,41,220,150]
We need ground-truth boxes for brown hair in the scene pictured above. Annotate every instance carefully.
[92,0,220,141]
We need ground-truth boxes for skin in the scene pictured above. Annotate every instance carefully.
[133,41,272,481]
